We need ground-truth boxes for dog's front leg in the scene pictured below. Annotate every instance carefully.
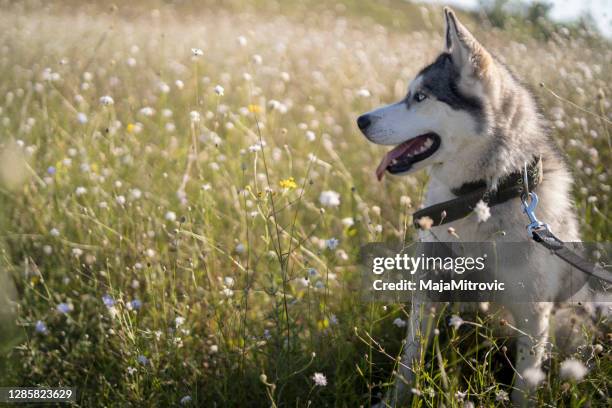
[510,302,553,407]
[384,301,437,407]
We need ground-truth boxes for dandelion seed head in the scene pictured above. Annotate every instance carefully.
[522,367,545,388]
[559,358,587,381]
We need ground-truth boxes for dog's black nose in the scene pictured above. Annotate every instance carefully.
[357,114,371,131]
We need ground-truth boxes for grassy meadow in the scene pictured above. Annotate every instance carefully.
[0,0,610,406]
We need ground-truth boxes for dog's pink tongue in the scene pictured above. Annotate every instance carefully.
[376,139,418,181]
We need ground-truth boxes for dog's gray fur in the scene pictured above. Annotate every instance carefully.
[358,8,585,407]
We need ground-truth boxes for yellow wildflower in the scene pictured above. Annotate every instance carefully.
[317,318,329,330]
[279,177,297,190]
[248,104,261,113]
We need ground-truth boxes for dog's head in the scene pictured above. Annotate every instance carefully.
[357,8,496,180]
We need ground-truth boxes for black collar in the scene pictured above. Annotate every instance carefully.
[413,157,543,229]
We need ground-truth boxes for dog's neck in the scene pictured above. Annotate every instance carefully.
[428,142,494,194]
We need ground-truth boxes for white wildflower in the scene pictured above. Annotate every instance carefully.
[319,190,340,207]
[190,111,201,123]
[357,88,371,98]
[474,200,491,223]
[139,106,155,117]
[393,318,407,328]
[214,85,224,96]
[191,48,203,57]
[495,390,509,402]
[449,315,464,329]
[165,211,177,221]
[312,372,327,387]
[417,216,433,230]
[99,95,114,106]
[341,217,354,227]
[130,189,142,200]
[158,82,170,94]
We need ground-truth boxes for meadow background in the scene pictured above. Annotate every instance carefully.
[0,0,610,406]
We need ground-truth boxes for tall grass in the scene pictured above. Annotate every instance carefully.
[0,1,609,406]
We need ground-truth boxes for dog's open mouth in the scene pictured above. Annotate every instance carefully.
[376,133,441,180]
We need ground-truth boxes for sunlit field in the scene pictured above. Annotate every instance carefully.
[0,0,610,406]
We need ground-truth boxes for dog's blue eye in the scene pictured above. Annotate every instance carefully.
[414,92,427,102]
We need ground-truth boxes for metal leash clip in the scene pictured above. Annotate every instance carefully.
[520,162,550,237]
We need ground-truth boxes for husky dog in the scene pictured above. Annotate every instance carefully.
[357,8,583,407]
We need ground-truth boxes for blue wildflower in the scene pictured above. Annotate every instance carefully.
[47,166,56,175]
[137,355,148,365]
[102,294,115,308]
[57,303,71,314]
[180,395,192,405]
[35,320,48,334]
[130,299,142,310]
[325,238,339,250]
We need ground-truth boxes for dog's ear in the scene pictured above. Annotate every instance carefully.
[444,7,493,79]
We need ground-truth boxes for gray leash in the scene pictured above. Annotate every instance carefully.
[520,163,612,284]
